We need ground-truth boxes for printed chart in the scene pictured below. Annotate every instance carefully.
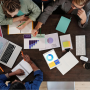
[43,49,60,69]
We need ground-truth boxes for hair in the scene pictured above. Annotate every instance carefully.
[0,0,21,13]
[9,82,26,90]
[73,0,88,6]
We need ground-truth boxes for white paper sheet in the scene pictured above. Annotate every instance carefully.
[39,33,60,51]
[60,34,73,51]
[57,51,79,75]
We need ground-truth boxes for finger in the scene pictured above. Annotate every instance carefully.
[78,10,82,13]
[77,13,80,17]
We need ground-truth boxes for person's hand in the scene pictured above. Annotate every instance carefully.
[77,9,87,23]
[22,55,32,64]
[14,69,25,76]
[19,15,29,21]
[17,22,27,30]
[31,29,39,37]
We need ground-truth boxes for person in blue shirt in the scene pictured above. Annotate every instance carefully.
[0,55,43,90]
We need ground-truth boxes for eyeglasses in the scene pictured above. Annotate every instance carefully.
[71,3,82,10]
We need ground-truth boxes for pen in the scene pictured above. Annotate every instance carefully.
[42,2,44,12]
[21,51,25,61]
[17,22,26,28]
[0,67,4,72]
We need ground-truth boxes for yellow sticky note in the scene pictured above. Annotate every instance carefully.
[49,62,56,68]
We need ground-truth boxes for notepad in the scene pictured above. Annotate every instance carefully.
[12,59,33,81]
[56,16,71,33]
[8,21,33,34]
[56,51,79,75]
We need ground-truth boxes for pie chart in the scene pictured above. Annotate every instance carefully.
[47,38,53,44]
[46,54,54,61]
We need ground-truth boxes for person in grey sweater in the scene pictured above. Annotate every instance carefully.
[32,0,90,37]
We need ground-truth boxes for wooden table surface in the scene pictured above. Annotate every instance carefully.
[0,14,90,81]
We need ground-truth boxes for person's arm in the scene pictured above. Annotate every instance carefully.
[31,0,64,37]
[26,0,41,21]
[0,69,24,90]
[78,9,90,28]
[23,55,43,90]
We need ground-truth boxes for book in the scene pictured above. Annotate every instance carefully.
[12,59,33,81]
[8,21,33,34]
[56,51,79,75]
[56,16,71,33]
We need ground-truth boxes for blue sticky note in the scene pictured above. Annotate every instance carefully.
[56,16,71,33]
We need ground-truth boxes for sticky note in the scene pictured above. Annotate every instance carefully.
[49,62,56,68]
[56,16,71,33]
[63,41,71,48]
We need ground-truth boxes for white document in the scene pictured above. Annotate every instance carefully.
[57,51,79,75]
[12,59,33,81]
[43,49,60,69]
[39,33,60,51]
[8,21,33,34]
[24,34,45,49]
[60,34,73,51]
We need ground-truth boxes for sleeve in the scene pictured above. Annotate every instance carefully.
[25,70,43,90]
[27,0,41,21]
[0,5,13,25]
[78,10,90,28]
[38,0,64,24]
[0,74,9,90]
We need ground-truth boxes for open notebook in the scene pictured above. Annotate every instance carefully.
[8,21,33,34]
[12,59,33,81]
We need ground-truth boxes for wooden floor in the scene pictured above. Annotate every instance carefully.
[40,82,90,90]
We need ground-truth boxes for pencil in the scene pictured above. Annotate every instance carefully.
[21,51,25,61]
[17,22,26,28]
[0,67,4,72]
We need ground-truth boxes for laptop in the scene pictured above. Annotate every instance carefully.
[0,37,22,68]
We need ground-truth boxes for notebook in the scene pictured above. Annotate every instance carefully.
[8,21,33,34]
[12,59,33,81]
[56,51,79,75]
[56,16,71,33]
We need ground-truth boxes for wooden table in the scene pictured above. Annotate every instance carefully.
[1,15,90,81]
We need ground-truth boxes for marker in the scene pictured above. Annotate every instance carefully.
[17,22,26,28]
[40,28,41,36]
[21,51,25,61]
[0,67,4,72]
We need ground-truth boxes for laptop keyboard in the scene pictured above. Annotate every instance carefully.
[0,43,16,63]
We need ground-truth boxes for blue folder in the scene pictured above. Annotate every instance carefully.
[56,16,71,33]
